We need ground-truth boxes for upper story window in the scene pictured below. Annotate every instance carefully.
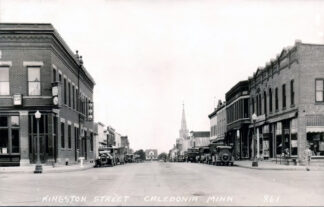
[290,80,295,106]
[282,84,286,109]
[269,88,273,113]
[264,91,267,115]
[316,79,324,102]
[72,85,75,109]
[68,81,71,107]
[28,67,41,95]
[275,87,279,111]
[52,68,57,82]
[0,66,10,95]
[64,78,67,105]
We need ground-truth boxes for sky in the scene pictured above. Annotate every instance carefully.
[1,0,324,153]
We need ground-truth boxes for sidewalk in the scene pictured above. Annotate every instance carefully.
[235,160,324,171]
[0,163,94,174]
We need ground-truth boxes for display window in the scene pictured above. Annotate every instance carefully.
[307,132,324,156]
[0,116,20,155]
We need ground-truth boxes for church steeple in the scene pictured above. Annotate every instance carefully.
[179,102,189,139]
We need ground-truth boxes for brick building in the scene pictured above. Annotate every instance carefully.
[0,23,95,166]
[248,40,324,164]
[208,100,227,144]
[225,80,250,160]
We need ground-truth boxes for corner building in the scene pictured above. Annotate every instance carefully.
[248,41,324,164]
[0,23,95,166]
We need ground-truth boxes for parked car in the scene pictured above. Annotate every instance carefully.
[187,148,199,163]
[95,150,115,167]
[199,147,212,164]
[125,154,134,163]
[213,146,234,166]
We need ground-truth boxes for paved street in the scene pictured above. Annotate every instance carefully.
[0,162,323,206]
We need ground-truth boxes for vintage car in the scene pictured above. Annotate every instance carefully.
[125,154,134,163]
[213,146,234,166]
[187,148,199,163]
[199,147,212,164]
[95,150,115,167]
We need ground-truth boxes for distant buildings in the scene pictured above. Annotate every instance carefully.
[208,100,226,144]
[145,149,158,160]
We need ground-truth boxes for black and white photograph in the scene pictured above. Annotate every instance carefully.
[0,0,324,206]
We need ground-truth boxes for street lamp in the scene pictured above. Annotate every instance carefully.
[34,110,43,173]
[251,113,258,167]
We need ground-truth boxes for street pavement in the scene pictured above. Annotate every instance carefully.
[0,161,323,206]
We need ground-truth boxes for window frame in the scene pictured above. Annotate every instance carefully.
[27,66,41,96]
[0,66,10,96]
[282,84,286,109]
[290,79,295,106]
[315,79,324,103]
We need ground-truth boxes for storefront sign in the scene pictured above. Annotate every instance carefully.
[2,148,7,154]
[13,94,22,105]
[291,140,298,148]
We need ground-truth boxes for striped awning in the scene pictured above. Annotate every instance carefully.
[306,126,324,133]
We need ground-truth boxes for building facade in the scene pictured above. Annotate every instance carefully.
[225,81,250,160]
[208,100,227,144]
[248,41,324,164]
[0,23,95,166]
[145,149,158,160]
[190,131,210,148]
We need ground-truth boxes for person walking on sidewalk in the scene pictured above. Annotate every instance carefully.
[304,145,312,171]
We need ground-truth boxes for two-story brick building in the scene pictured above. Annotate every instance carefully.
[0,23,95,166]
[248,40,324,164]
[208,100,227,144]
[225,80,250,160]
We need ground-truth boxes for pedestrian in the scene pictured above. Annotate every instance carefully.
[304,145,312,171]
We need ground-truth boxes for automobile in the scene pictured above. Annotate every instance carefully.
[95,150,115,167]
[187,148,199,162]
[198,147,212,164]
[125,154,134,163]
[214,146,234,166]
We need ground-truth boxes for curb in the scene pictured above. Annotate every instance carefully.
[234,164,323,171]
[0,165,94,175]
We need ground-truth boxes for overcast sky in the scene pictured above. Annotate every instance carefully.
[1,0,324,153]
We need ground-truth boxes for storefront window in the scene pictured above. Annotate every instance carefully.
[0,116,20,154]
[307,132,324,156]
[11,129,19,153]
[0,129,9,154]
[0,116,8,127]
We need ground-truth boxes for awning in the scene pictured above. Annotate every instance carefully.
[267,111,297,123]
[306,126,324,133]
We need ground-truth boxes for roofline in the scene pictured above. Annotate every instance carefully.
[0,23,96,85]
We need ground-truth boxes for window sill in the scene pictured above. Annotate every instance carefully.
[282,107,286,111]
[290,104,295,108]
[315,102,324,105]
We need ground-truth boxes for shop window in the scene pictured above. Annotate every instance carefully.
[0,66,10,95]
[11,129,20,153]
[307,132,324,156]
[315,79,324,102]
[0,116,8,127]
[0,129,9,154]
[291,134,298,156]
[28,67,41,95]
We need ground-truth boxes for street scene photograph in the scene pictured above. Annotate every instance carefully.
[0,0,324,206]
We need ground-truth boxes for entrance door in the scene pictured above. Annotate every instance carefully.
[31,136,46,163]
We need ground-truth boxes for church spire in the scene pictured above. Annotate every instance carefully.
[179,102,189,139]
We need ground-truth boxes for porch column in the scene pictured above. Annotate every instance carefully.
[19,111,30,166]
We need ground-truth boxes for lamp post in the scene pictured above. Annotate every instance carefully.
[34,110,43,173]
[252,113,258,167]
